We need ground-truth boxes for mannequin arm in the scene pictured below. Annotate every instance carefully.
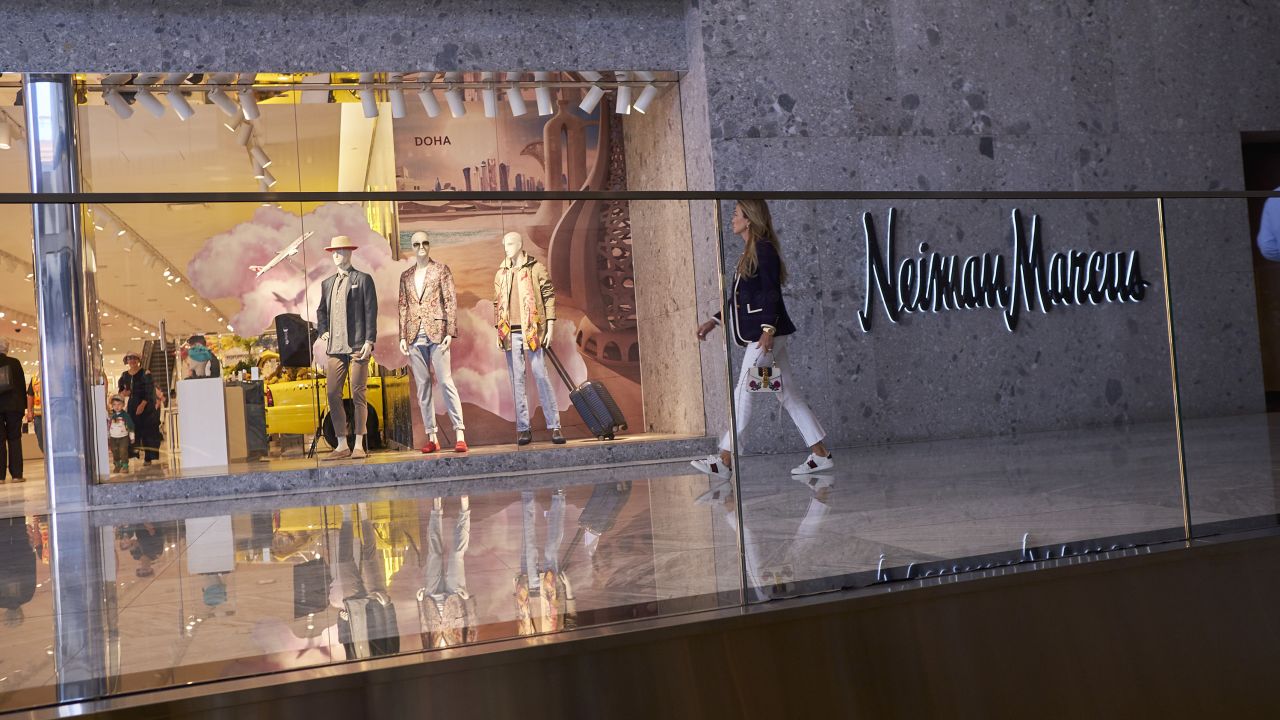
[543,319,554,348]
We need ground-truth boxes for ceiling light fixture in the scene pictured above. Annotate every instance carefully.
[505,72,527,117]
[239,87,260,121]
[417,84,442,118]
[481,72,498,118]
[234,121,253,146]
[533,72,555,116]
[165,73,195,121]
[615,71,632,114]
[134,87,167,119]
[358,72,379,119]
[103,89,133,119]
[388,73,407,119]
[250,145,271,168]
[261,168,278,188]
[578,71,605,114]
[207,87,241,118]
[633,71,659,114]
[444,72,465,118]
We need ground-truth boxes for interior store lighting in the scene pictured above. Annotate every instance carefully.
[416,83,442,117]
[134,87,167,118]
[0,120,9,150]
[615,71,632,114]
[358,73,379,119]
[239,88,261,121]
[103,89,133,119]
[504,72,527,117]
[234,121,253,146]
[261,168,278,187]
[165,73,195,121]
[534,72,555,116]
[207,87,241,118]
[481,72,498,118]
[578,71,605,113]
[250,145,271,168]
[632,71,659,114]
[444,72,465,118]
[388,73,407,119]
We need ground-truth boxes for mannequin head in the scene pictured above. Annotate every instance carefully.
[331,248,352,270]
[410,231,431,264]
[502,231,524,261]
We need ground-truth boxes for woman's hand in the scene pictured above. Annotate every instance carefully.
[758,332,775,354]
[696,319,717,341]
[135,401,148,416]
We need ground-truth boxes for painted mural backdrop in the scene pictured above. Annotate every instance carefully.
[185,90,641,447]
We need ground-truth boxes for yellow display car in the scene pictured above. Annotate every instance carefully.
[263,359,408,449]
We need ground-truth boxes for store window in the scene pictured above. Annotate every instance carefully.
[74,72,697,483]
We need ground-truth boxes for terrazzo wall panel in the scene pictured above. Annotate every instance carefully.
[682,0,1280,455]
[0,0,688,72]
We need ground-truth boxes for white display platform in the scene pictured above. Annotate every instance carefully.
[177,377,229,470]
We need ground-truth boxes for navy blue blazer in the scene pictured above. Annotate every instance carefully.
[716,241,797,347]
[317,268,379,351]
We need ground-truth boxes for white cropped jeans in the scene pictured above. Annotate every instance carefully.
[719,335,826,453]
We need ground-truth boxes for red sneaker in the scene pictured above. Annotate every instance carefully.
[421,441,440,454]
[455,440,469,453]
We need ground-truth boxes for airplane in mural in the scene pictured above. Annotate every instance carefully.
[250,231,314,277]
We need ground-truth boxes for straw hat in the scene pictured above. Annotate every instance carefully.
[323,236,359,252]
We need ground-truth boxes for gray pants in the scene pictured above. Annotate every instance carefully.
[410,339,465,434]
[326,354,369,436]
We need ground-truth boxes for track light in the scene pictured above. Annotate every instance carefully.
[358,72,379,118]
[103,89,133,119]
[0,121,9,151]
[251,159,266,179]
[443,72,465,118]
[166,74,195,121]
[135,88,167,118]
[615,71,631,114]
[534,72,554,116]
[389,73,407,119]
[207,88,240,118]
[579,85,605,114]
[234,122,253,146]
[481,72,498,118]
[633,71,659,114]
[417,86,441,117]
[239,88,260,121]
[250,145,271,168]
[505,72,527,117]
[261,168,277,188]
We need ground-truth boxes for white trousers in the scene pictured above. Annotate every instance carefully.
[719,335,826,453]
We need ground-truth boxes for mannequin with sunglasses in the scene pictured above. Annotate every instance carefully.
[398,231,466,453]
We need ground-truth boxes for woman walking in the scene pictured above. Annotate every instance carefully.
[694,199,834,478]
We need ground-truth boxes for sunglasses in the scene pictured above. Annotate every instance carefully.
[411,241,430,248]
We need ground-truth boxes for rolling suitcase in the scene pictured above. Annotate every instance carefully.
[545,348,627,440]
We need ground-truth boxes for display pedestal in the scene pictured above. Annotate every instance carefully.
[224,385,248,462]
[177,377,229,470]
[92,382,110,478]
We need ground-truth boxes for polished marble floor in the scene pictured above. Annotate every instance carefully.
[1,413,1277,713]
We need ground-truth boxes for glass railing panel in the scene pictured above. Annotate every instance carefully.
[717,198,1186,601]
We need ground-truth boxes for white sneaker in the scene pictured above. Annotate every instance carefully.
[791,452,834,475]
[690,454,732,479]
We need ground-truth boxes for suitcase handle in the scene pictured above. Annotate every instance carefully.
[544,347,576,390]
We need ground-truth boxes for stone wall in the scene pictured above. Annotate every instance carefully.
[682,0,1280,453]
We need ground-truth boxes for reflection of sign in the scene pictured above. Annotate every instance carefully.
[414,136,452,146]
[858,209,1151,333]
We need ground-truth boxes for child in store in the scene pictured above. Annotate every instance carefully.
[107,394,135,475]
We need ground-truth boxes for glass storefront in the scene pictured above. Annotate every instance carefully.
[2,70,1280,713]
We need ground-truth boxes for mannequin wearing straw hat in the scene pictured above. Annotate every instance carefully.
[316,236,378,460]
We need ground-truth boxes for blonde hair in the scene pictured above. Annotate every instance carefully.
[734,199,788,285]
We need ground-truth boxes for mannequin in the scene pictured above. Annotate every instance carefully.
[316,236,378,460]
[494,231,564,446]
[398,230,467,453]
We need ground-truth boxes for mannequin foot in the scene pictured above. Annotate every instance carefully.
[421,435,440,454]
[551,429,566,445]
[516,430,532,446]
[323,446,351,461]
[351,435,368,459]
[455,430,468,453]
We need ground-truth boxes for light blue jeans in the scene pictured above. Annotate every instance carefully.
[410,336,465,434]
[505,331,560,432]
[521,490,565,591]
